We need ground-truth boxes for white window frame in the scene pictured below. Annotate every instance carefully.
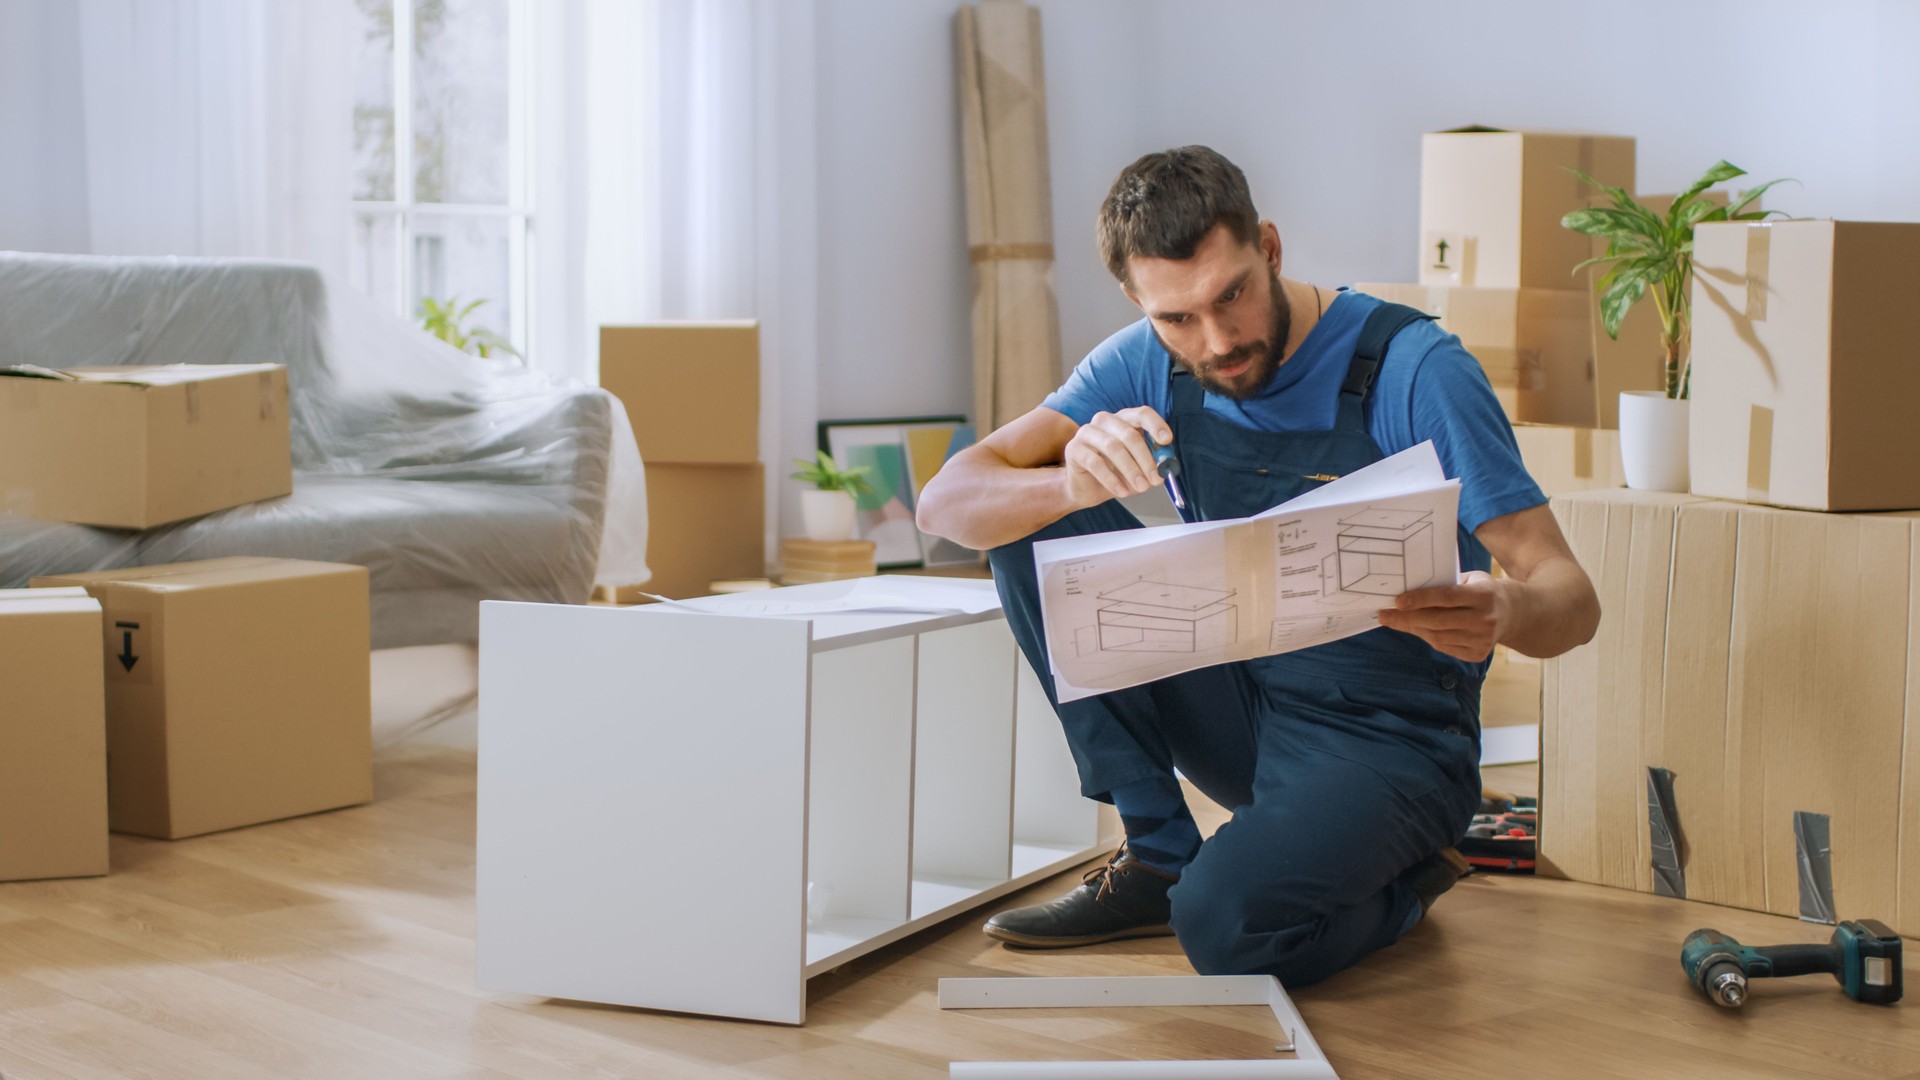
[351,0,536,362]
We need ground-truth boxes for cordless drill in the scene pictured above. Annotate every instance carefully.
[1681,920,1903,1007]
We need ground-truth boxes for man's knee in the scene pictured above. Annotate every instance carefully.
[1168,846,1372,985]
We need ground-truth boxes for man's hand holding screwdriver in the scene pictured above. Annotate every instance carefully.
[1062,407,1178,510]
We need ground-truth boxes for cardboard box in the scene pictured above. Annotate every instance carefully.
[1419,127,1635,290]
[0,588,109,881]
[31,557,373,840]
[599,323,760,465]
[1541,489,1920,936]
[779,538,877,579]
[1511,423,1623,497]
[0,364,292,529]
[640,464,766,599]
[1690,220,1920,511]
[1356,284,1596,426]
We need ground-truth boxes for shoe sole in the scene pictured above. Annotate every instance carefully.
[982,922,1177,949]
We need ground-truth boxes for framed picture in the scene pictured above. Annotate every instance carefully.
[819,416,978,569]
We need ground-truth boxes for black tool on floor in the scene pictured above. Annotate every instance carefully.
[1681,920,1903,1007]
[1459,792,1537,872]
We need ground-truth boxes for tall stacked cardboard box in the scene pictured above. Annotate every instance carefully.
[599,324,766,600]
[1540,222,1920,935]
[1361,126,1666,429]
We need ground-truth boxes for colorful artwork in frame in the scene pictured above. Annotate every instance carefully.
[819,417,977,569]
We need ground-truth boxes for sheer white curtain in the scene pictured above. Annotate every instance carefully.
[539,0,817,558]
[66,0,353,273]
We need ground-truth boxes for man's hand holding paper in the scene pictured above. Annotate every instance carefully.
[1378,569,1506,662]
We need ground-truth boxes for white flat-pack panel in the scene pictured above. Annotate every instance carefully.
[476,602,811,1024]
[1011,653,1099,850]
[911,874,1005,922]
[913,621,1016,882]
[808,638,914,923]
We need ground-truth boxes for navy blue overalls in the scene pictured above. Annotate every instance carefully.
[987,304,1483,985]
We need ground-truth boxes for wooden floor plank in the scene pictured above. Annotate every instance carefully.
[1,660,1915,1078]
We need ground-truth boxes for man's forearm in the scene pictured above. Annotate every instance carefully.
[916,450,1087,551]
[1495,554,1601,658]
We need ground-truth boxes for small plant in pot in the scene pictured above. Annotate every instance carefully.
[1562,161,1787,491]
[791,450,876,542]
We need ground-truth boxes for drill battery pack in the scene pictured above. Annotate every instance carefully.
[1460,794,1537,873]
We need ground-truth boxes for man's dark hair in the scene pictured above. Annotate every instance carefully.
[1097,146,1260,286]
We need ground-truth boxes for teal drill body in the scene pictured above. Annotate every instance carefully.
[1681,920,1903,1007]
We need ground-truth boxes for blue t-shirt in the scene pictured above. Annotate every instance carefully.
[1042,288,1546,570]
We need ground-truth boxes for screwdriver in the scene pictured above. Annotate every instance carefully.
[1149,439,1186,511]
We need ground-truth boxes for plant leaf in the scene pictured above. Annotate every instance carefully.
[1599,260,1660,339]
[1561,207,1653,239]
[1727,177,1794,218]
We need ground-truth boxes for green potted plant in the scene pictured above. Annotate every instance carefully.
[1561,161,1786,491]
[790,450,876,542]
[419,295,523,363]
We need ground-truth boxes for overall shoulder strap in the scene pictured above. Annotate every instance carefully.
[1168,362,1204,417]
[1343,301,1437,398]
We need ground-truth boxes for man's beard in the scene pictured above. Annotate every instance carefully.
[1163,272,1292,401]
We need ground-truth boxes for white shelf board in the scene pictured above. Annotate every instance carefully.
[805,915,906,967]
[801,842,1117,979]
[911,873,1006,921]
[618,576,1007,654]
[1011,841,1088,879]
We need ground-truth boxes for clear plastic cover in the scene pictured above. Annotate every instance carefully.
[0,252,648,648]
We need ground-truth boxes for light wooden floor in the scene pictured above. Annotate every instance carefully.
[1,670,1914,1078]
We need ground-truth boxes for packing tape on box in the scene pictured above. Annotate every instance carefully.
[1745,224,1771,322]
[184,382,202,423]
[259,371,276,420]
[1794,810,1836,925]
[1746,404,1775,502]
[1645,766,1686,899]
[1573,428,1595,480]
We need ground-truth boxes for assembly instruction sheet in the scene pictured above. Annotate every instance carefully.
[1035,442,1460,702]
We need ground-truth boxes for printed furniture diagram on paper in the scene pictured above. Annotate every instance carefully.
[1320,507,1442,598]
[1079,579,1237,656]
[1034,444,1462,702]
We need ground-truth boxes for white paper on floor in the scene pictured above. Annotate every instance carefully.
[1479,723,1539,767]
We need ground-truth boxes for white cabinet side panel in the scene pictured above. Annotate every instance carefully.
[1012,652,1100,849]
[913,620,1016,882]
[476,603,810,1024]
[808,637,915,924]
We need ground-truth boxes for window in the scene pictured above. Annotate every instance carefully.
[350,0,534,361]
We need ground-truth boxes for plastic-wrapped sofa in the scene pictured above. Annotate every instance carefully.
[0,252,649,648]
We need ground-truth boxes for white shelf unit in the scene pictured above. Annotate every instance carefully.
[475,577,1119,1024]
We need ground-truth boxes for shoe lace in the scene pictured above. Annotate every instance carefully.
[1082,847,1127,903]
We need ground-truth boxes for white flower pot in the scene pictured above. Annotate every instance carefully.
[1618,391,1690,493]
[800,488,857,542]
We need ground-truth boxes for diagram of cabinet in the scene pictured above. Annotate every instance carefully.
[1083,579,1236,654]
[1321,507,1437,597]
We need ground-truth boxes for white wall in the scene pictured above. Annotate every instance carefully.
[808,0,1920,425]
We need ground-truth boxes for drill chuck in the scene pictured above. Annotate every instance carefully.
[1705,964,1747,1007]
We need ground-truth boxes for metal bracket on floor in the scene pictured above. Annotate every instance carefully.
[938,974,1339,1078]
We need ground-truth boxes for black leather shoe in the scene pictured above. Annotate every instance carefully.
[983,847,1179,948]
[1407,847,1472,915]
